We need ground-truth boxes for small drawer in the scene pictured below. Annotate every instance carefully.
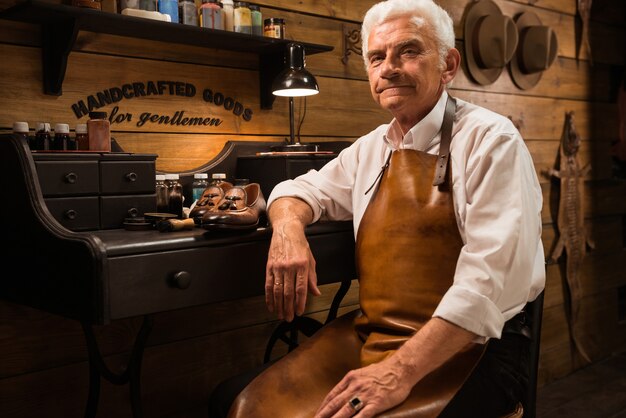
[35,161,100,196]
[100,194,157,229]
[100,161,155,195]
[44,196,100,231]
[108,242,269,319]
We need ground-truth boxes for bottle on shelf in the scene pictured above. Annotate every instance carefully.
[263,17,285,39]
[158,0,179,23]
[210,172,227,186]
[87,111,111,152]
[249,4,262,36]
[12,121,30,148]
[221,0,234,31]
[155,174,169,213]
[139,0,157,11]
[66,126,78,150]
[75,123,89,150]
[178,0,197,25]
[191,173,209,203]
[51,123,70,151]
[233,1,251,34]
[199,0,223,29]
[33,122,51,151]
[165,173,184,219]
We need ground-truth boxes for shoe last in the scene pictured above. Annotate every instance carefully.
[201,183,266,230]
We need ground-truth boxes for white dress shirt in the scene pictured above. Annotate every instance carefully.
[268,91,546,341]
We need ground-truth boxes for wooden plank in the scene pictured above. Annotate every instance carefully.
[541,180,626,223]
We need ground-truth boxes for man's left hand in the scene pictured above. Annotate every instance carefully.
[314,357,415,417]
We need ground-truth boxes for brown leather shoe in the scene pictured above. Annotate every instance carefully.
[188,181,233,220]
[201,183,267,230]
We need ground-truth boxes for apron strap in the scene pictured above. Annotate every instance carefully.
[433,95,457,186]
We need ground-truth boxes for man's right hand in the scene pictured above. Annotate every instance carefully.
[265,197,320,322]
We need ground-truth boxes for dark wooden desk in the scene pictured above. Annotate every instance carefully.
[0,134,356,417]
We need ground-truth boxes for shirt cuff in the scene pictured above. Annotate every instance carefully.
[432,285,505,342]
[267,180,323,223]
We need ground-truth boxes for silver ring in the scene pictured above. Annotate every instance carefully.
[349,396,363,412]
[274,281,283,286]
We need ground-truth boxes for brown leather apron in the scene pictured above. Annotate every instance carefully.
[228,96,486,418]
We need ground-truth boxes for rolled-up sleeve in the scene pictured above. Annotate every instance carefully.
[433,130,545,340]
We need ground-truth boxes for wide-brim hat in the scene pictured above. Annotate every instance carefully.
[509,11,558,90]
[464,0,518,85]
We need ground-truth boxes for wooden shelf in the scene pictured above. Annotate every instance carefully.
[0,0,334,108]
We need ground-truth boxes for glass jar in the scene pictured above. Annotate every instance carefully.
[263,17,285,39]
[192,173,209,202]
[249,4,262,36]
[233,1,251,34]
[51,123,70,151]
[200,0,223,29]
[87,111,111,152]
[34,122,51,151]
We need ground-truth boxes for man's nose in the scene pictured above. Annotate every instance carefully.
[379,55,401,78]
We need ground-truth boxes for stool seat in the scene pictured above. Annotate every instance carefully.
[501,402,524,418]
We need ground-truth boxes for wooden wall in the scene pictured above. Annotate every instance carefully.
[0,0,625,417]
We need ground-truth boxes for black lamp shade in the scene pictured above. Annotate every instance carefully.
[272,43,319,97]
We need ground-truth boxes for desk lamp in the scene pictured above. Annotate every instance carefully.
[271,43,319,152]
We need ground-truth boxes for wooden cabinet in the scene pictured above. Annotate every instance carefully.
[33,152,157,230]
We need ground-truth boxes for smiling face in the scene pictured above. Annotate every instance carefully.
[366,15,459,132]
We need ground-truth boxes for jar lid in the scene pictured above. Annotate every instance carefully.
[156,174,166,181]
[234,1,249,7]
[75,123,88,134]
[212,173,227,179]
[194,173,209,179]
[54,123,70,133]
[164,173,180,180]
[265,17,284,24]
[249,4,259,11]
[36,122,51,132]
[12,121,29,133]
[89,111,108,119]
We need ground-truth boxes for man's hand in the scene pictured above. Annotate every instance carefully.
[315,318,477,417]
[265,197,319,322]
[313,357,415,418]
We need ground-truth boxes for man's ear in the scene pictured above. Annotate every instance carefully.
[442,48,461,84]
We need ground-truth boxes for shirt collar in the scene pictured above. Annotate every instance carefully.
[383,91,449,151]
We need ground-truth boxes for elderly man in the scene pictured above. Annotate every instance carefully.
[211,0,545,417]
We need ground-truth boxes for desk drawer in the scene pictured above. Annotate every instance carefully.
[100,161,155,195]
[45,196,100,231]
[108,242,269,319]
[36,161,100,196]
[100,194,157,229]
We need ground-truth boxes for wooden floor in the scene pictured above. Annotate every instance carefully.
[537,350,626,418]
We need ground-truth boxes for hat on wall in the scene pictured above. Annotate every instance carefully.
[509,11,558,90]
[464,0,519,85]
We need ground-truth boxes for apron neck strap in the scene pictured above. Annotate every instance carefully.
[433,95,457,186]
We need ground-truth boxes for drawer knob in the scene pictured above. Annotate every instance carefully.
[126,172,138,182]
[171,271,192,289]
[65,172,78,184]
[64,209,77,220]
[127,207,139,217]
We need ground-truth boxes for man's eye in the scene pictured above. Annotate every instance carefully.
[369,56,383,65]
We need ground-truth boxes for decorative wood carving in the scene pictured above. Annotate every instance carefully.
[543,111,594,363]
[341,24,362,65]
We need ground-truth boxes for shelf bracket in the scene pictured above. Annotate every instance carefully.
[259,49,286,110]
[41,17,79,96]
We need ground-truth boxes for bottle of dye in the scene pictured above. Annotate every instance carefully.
[34,122,51,151]
[51,123,70,151]
[158,0,179,23]
[87,111,111,152]
[75,123,89,150]
[249,4,262,36]
[192,173,209,203]
[12,121,30,148]
[233,1,251,34]
[156,174,169,213]
[165,173,184,219]
[199,0,223,29]
[221,0,234,31]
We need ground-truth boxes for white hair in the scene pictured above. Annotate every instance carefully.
[361,0,455,70]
